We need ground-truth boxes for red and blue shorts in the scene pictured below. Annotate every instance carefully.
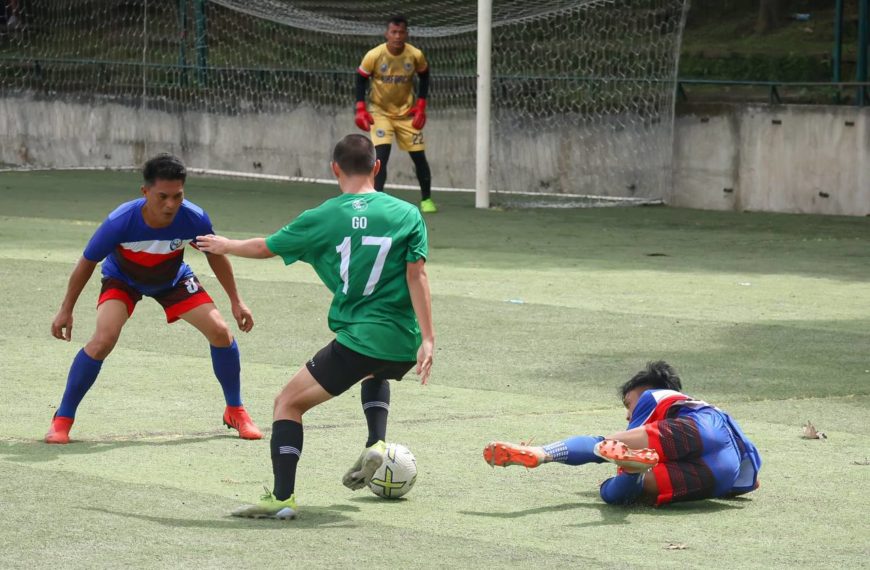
[644,408,742,505]
[98,276,214,323]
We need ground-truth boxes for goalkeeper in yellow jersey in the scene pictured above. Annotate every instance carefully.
[355,15,437,214]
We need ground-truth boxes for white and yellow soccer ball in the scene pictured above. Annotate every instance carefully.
[368,443,417,499]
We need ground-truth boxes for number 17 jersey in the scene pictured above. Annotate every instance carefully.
[265,191,428,362]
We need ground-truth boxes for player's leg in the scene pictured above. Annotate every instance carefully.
[344,360,415,490]
[395,117,436,212]
[485,428,657,472]
[231,364,332,519]
[233,340,377,518]
[408,151,435,212]
[370,113,394,192]
[46,280,136,444]
[599,471,659,505]
[374,144,391,191]
[165,276,262,439]
[361,377,390,447]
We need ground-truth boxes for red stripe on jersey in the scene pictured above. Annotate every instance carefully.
[117,246,183,267]
[358,66,371,77]
[644,394,691,425]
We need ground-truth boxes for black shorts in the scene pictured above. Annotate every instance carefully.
[306,340,416,396]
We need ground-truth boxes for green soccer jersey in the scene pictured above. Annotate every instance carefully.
[265,191,428,361]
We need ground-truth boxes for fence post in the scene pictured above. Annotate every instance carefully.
[194,0,208,86]
[858,0,868,105]
[178,0,188,87]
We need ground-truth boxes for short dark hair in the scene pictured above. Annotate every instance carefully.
[619,361,682,400]
[333,134,376,175]
[143,153,186,186]
[387,14,408,28]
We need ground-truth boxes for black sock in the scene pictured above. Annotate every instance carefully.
[409,150,432,200]
[271,419,303,500]
[361,378,390,447]
[375,144,391,192]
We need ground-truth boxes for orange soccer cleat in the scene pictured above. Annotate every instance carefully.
[594,439,659,473]
[223,406,263,440]
[483,441,544,469]
[44,414,74,444]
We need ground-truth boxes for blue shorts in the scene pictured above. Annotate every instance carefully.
[645,408,742,504]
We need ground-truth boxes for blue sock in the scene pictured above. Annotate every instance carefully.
[599,473,644,505]
[542,435,606,466]
[57,349,103,418]
[211,339,242,407]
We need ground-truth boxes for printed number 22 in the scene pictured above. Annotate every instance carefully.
[336,236,393,295]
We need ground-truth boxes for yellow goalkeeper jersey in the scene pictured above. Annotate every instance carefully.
[358,43,428,118]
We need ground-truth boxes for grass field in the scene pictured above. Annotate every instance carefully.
[1,171,868,569]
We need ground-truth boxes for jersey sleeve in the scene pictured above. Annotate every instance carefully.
[358,47,379,77]
[627,390,657,430]
[190,209,215,253]
[82,217,123,262]
[405,209,428,262]
[265,210,315,265]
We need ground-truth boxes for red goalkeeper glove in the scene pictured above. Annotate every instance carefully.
[354,101,374,132]
[408,98,427,130]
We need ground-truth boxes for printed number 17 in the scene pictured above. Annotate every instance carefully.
[336,236,393,295]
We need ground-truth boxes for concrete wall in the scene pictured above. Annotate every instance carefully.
[2,96,868,216]
[672,103,870,216]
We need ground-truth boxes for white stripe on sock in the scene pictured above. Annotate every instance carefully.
[363,401,390,410]
[278,446,300,457]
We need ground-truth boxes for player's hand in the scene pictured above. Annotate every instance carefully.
[407,98,427,130]
[415,338,434,385]
[51,308,74,341]
[195,234,230,255]
[354,101,374,131]
[232,300,254,333]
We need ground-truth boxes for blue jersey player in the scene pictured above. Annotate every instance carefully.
[46,153,262,444]
[484,361,761,506]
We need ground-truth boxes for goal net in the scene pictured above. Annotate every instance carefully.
[0,0,688,207]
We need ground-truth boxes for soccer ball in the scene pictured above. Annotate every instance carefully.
[368,443,417,499]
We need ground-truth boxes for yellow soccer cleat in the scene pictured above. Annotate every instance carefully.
[420,198,438,214]
[231,489,297,520]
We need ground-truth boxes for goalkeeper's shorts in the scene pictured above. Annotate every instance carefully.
[370,112,425,152]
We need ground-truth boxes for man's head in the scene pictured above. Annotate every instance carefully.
[141,153,187,225]
[385,15,409,53]
[331,134,379,181]
[619,361,682,421]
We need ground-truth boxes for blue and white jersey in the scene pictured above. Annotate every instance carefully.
[83,198,213,296]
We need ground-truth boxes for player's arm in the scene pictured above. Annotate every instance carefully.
[195,235,275,259]
[205,252,254,332]
[407,56,429,129]
[354,50,375,131]
[355,71,374,131]
[51,256,98,341]
[406,259,434,385]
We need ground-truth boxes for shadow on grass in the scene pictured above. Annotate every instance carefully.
[461,491,746,528]
[0,434,239,463]
[81,504,360,530]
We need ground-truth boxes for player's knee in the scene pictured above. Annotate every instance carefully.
[86,332,119,359]
[599,474,644,506]
[206,320,232,347]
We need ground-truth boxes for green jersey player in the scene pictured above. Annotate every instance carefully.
[196,134,435,519]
